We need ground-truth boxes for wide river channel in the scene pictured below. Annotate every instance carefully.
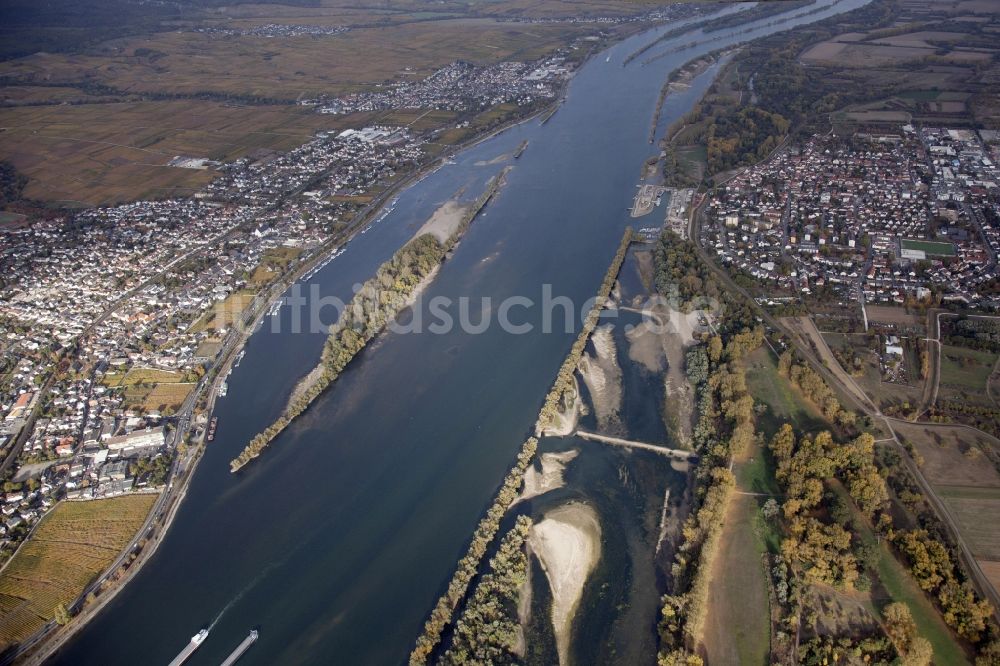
[55,1,870,663]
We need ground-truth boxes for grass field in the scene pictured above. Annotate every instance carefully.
[901,239,958,257]
[939,345,997,391]
[702,493,771,666]
[248,246,302,287]
[0,495,157,649]
[829,483,971,665]
[744,347,827,437]
[702,404,778,665]
[194,339,223,359]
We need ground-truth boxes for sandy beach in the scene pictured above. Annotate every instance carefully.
[529,502,602,665]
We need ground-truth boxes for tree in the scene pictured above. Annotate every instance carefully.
[903,637,933,666]
[762,498,780,520]
[708,336,723,363]
[54,603,71,625]
[883,602,916,648]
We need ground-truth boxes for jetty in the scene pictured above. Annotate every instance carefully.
[630,184,668,218]
[575,430,697,461]
[220,630,259,666]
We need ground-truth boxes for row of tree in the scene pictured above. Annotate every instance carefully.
[439,515,532,665]
[658,324,764,665]
[777,351,856,427]
[229,232,448,470]
[893,528,995,645]
[536,228,633,431]
[409,438,537,665]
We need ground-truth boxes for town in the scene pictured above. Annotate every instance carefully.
[704,126,1000,309]
[0,53,579,560]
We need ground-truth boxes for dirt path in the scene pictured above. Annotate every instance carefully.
[785,316,878,413]
[701,447,770,666]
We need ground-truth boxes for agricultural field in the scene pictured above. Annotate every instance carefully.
[864,305,925,329]
[0,495,157,650]
[0,101,350,206]
[0,20,590,100]
[102,367,184,388]
[893,420,1000,602]
[0,0,633,207]
[122,382,195,413]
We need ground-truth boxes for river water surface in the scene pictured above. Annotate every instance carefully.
[54,1,870,663]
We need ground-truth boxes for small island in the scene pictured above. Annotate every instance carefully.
[230,169,510,471]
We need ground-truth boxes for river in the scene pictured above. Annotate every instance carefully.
[52,1,871,664]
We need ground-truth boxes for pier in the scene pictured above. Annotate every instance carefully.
[575,430,697,461]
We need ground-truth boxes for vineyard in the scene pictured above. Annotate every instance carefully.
[0,494,156,649]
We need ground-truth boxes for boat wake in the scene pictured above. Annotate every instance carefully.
[208,562,279,631]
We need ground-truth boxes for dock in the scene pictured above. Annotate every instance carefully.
[220,630,258,666]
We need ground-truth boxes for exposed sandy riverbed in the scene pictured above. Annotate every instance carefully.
[517,449,579,504]
[529,502,602,666]
[578,325,623,429]
[416,199,472,243]
[624,305,706,447]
